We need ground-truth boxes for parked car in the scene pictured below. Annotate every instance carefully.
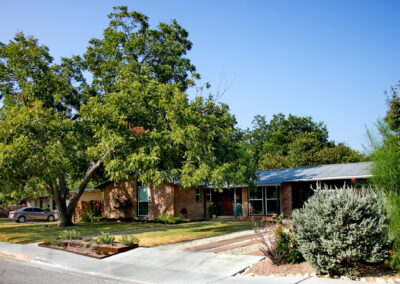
[8,207,58,223]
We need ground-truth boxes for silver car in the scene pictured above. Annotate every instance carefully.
[8,207,58,223]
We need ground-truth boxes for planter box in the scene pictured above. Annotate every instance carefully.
[94,244,138,254]
[38,240,139,259]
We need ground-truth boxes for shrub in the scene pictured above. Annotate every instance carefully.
[58,230,81,240]
[154,214,189,224]
[386,193,400,269]
[91,216,106,222]
[120,234,139,246]
[255,219,303,265]
[292,187,389,277]
[96,232,115,245]
[82,236,92,242]
[275,230,304,264]
[52,239,67,247]
[82,210,95,223]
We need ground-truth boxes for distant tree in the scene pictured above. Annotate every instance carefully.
[248,113,363,169]
[385,84,400,133]
[0,7,251,227]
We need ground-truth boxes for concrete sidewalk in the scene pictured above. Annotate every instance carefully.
[0,242,381,284]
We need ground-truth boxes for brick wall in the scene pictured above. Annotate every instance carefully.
[148,184,175,218]
[173,187,205,219]
[241,188,249,217]
[103,181,137,219]
[280,182,293,215]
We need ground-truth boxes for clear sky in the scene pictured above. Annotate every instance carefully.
[1,0,399,151]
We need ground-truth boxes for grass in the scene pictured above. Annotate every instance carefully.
[0,219,252,246]
[0,220,162,244]
[0,218,11,224]
[114,221,253,247]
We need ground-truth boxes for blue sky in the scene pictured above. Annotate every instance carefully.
[1,0,399,151]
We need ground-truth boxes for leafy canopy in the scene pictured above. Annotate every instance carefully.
[247,113,363,169]
[0,7,252,225]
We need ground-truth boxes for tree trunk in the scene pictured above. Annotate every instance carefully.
[58,210,74,227]
[51,176,74,227]
[49,157,105,227]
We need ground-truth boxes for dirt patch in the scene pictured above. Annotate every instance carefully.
[244,257,400,283]
[244,257,314,276]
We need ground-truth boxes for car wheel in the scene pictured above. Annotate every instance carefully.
[47,215,55,222]
[18,216,26,223]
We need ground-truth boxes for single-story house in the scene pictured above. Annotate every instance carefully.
[69,161,372,221]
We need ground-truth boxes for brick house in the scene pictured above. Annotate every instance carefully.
[72,161,372,221]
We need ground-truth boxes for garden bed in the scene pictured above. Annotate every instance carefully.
[38,240,138,259]
[243,258,400,283]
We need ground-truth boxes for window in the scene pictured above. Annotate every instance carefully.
[195,188,202,202]
[206,189,212,202]
[138,186,149,216]
[34,208,44,213]
[23,208,34,212]
[248,186,280,215]
[265,186,280,215]
[249,187,263,215]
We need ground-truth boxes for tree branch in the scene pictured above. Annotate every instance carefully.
[66,153,107,215]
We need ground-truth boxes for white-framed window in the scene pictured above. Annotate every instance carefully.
[249,187,264,215]
[195,188,202,202]
[206,189,212,202]
[138,186,150,216]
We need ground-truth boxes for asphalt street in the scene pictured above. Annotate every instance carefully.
[0,258,136,284]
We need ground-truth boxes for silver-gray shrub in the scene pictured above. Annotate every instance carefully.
[292,186,388,276]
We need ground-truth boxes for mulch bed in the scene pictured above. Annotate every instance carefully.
[243,257,400,283]
[38,240,138,259]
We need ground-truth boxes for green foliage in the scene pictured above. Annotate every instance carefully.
[58,230,81,240]
[120,234,139,246]
[82,237,92,242]
[384,83,400,133]
[82,210,95,223]
[386,194,400,269]
[96,232,115,245]
[292,187,388,277]
[255,220,303,265]
[275,230,304,264]
[51,239,67,247]
[369,117,400,270]
[0,6,253,226]
[208,203,221,217]
[82,208,103,223]
[248,114,363,170]
[154,214,189,224]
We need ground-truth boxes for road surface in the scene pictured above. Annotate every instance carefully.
[0,258,136,284]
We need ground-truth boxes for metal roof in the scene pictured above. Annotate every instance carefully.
[256,162,372,185]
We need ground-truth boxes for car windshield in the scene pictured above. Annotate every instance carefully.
[34,208,44,212]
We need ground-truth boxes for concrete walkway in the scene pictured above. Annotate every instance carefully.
[0,242,383,284]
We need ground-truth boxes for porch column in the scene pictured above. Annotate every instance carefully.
[280,183,293,215]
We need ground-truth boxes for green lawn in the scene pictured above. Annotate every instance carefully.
[0,220,162,244]
[120,221,253,247]
[0,218,10,224]
[0,219,252,246]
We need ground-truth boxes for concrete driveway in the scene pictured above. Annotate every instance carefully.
[0,242,262,284]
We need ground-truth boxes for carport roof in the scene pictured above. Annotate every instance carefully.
[256,161,372,185]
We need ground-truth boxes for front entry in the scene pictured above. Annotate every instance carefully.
[212,188,242,217]
[221,191,233,215]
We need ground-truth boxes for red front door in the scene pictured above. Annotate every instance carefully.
[222,194,233,215]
